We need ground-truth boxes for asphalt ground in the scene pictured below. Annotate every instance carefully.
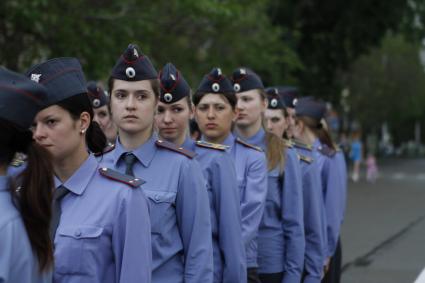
[341,158,425,283]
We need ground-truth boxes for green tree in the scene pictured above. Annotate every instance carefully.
[268,0,408,102]
[0,0,301,88]
[344,33,425,144]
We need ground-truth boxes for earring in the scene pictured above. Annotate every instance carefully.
[80,129,86,134]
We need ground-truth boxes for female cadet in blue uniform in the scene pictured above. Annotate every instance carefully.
[230,68,304,283]
[290,98,347,283]
[192,67,268,283]
[154,62,246,283]
[265,87,327,283]
[0,68,53,283]
[86,81,117,145]
[101,44,213,283]
[26,57,152,283]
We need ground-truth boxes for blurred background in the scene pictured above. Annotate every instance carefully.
[2,0,425,157]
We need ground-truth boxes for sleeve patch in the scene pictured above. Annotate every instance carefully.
[98,167,145,188]
[156,139,196,158]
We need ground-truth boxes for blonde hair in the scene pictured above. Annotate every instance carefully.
[257,89,286,174]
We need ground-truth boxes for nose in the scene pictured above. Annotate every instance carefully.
[93,114,100,124]
[266,119,273,131]
[207,108,215,119]
[32,124,45,142]
[236,99,244,111]
[163,110,173,123]
[125,94,137,110]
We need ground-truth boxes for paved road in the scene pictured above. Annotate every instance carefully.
[341,158,425,283]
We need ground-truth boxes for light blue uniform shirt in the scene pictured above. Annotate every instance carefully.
[101,134,213,283]
[242,129,305,283]
[219,132,268,268]
[182,138,247,283]
[53,154,152,283]
[0,176,52,283]
[294,144,327,283]
[312,140,346,258]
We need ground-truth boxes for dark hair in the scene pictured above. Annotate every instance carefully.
[107,77,160,99]
[56,93,107,154]
[297,116,336,150]
[0,119,54,272]
[192,91,237,109]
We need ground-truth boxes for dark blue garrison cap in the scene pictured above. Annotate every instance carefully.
[196,68,234,94]
[278,86,299,109]
[265,87,285,110]
[87,81,108,108]
[295,97,327,120]
[159,63,190,104]
[25,57,87,106]
[0,67,48,129]
[111,44,157,81]
[231,67,264,93]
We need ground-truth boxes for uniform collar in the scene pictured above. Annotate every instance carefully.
[244,128,266,149]
[54,154,98,195]
[0,176,9,191]
[221,132,235,148]
[113,133,158,168]
[182,137,196,151]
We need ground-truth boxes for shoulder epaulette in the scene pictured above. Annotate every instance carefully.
[318,144,336,157]
[298,154,313,164]
[10,154,26,167]
[292,139,313,151]
[99,167,145,188]
[195,140,229,151]
[282,139,294,148]
[94,144,115,157]
[236,138,263,152]
[156,139,196,159]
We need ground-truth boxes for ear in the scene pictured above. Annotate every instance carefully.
[79,111,91,134]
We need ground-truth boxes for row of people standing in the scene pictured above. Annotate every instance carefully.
[0,43,347,283]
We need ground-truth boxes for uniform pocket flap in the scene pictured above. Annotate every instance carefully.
[58,226,104,239]
[144,190,176,204]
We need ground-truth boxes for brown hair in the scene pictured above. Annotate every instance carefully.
[0,119,54,272]
[297,116,336,150]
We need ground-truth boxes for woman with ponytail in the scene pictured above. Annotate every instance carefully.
[231,68,305,283]
[266,88,327,283]
[26,58,152,283]
[0,67,53,282]
[291,98,347,283]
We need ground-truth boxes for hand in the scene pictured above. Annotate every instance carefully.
[322,257,332,277]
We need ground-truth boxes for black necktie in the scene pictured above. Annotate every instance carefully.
[124,152,138,176]
[50,185,69,240]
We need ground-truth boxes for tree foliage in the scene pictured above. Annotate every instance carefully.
[268,0,408,102]
[0,0,300,88]
[344,33,425,144]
